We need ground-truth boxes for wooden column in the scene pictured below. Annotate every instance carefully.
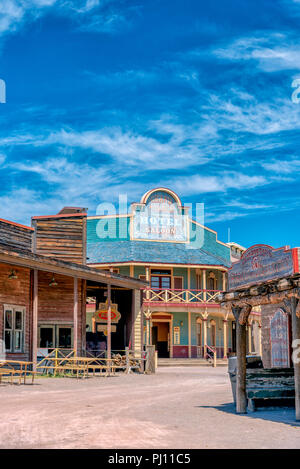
[291,296,300,421]
[202,269,207,302]
[32,269,38,371]
[203,318,207,357]
[258,323,262,357]
[107,283,111,360]
[73,277,78,355]
[188,311,191,358]
[223,319,228,359]
[247,321,252,354]
[188,268,191,358]
[222,272,226,291]
[233,304,252,414]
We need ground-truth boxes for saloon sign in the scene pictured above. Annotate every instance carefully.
[228,244,299,290]
[132,189,188,242]
[94,301,121,324]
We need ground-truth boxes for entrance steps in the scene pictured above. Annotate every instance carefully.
[157,358,228,367]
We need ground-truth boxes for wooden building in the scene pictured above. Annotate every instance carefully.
[0,211,146,364]
[217,244,300,420]
[86,188,260,359]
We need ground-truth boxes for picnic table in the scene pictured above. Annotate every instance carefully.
[36,356,123,378]
[0,360,38,385]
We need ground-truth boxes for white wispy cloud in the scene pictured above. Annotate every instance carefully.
[261,158,300,174]
[0,0,130,37]
[213,33,300,72]
[168,172,268,196]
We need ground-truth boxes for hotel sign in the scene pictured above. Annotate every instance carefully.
[228,244,296,290]
[132,189,188,242]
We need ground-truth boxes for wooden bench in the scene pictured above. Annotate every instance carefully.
[246,368,295,411]
[0,369,41,385]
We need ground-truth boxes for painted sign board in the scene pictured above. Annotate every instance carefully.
[270,309,290,368]
[94,301,121,324]
[132,189,188,242]
[228,244,298,290]
[174,326,180,345]
[97,324,117,334]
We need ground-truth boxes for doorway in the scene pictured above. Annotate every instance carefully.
[152,321,170,358]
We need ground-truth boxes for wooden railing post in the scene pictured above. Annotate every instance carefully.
[145,345,156,374]
[125,346,130,374]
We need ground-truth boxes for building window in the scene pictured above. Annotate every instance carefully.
[4,305,25,353]
[38,325,73,349]
[208,272,217,291]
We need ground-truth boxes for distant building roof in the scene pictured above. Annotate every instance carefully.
[87,240,231,268]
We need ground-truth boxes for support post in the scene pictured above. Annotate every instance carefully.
[258,323,262,357]
[32,269,38,371]
[73,277,78,356]
[145,344,156,374]
[188,311,191,358]
[107,283,111,362]
[232,304,252,414]
[202,269,207,302]
[236,318,247,413]
[125,346,130,374]
[203,317,207,358]
[223,319,228,359]
[291,296,300,421]
[222,272,226,291]
[248,320,252,354]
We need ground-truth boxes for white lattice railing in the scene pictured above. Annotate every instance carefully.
[143,288,222,304]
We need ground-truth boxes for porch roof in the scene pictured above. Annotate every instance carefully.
[0,241,146,289]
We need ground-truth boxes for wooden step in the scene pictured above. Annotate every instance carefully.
[157,358,228,367]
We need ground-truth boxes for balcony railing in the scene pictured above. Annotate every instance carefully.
[143,288,222,305]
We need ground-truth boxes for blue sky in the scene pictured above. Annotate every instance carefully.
[0,0,300,249]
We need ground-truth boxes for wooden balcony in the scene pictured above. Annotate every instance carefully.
[143,288,222,306]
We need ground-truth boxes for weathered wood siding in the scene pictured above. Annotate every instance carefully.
[0,263,31,361]
[37,271,85,351]
[261,303,292,368]
[32,215,87,265]
[0,264,86,360]
[0,219,33,251]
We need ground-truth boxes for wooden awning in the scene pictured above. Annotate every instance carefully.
[0,242,147,290]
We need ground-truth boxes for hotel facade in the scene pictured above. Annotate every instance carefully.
[86,187,261,359]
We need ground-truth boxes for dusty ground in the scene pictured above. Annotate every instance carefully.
[0,366,299,449]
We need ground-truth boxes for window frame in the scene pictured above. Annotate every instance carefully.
[4,305,25,353]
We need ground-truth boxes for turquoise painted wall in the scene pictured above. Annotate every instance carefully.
[172,312,188,345]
